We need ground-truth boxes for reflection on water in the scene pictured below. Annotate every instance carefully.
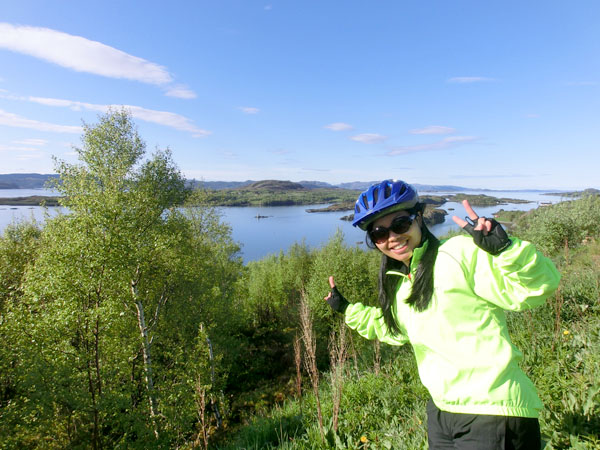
[0,190,568,263]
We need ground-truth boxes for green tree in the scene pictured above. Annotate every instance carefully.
[0,220,42,430]
[0,110,242,448]
[0,219,41,313]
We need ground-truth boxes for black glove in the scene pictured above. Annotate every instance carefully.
[326,286,349,314]
[463,217,512,256]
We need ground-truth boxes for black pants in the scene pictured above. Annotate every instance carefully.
[426,399,541,450]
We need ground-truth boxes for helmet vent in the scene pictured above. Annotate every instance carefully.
[384,183,391,198]
[372,188,379,205]
[361,194,369,209]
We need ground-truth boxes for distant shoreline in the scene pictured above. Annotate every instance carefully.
[0,196,61,206]
[1,192,533,208]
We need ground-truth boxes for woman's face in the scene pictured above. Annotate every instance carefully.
[371,210,422,266]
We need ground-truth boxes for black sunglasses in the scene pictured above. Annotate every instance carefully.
[369,214,416,244]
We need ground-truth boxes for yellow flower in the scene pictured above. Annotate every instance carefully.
[563,330,570,335]
[360,436,368,443]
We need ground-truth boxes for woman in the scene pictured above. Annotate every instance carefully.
[325,179,560,449]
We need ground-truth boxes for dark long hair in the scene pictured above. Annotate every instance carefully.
[367,205,440,336]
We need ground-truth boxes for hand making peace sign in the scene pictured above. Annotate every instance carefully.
[451,200,512,256]
[452,199,493,234]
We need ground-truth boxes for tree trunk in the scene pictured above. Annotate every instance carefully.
[131,278,160,439]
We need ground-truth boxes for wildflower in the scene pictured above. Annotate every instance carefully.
[563,330,570,336]
[360,435,368,443]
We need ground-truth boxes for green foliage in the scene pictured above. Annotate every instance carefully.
[238,241,313,328]
[0,219,41,312]
[219,353,429,450]
[515,195,600,254]
[0,110,243,449]
[304,230,380,320]
[493,208,528,224]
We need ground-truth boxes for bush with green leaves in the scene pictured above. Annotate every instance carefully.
[515,195,600,254]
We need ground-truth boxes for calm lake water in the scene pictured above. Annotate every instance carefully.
[0,189,567,263]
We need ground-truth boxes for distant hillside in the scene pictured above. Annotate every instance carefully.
[237,180,306,191]
[543,188,600,197]
[5,173,589,195]
[337,181,380,190]
[335,181,467,192]
[298,180,337,189]
[0,173,59,189]
[187,180,254,190]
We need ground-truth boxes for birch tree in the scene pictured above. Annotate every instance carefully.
[1,110,243,448]
[15,110,189,447]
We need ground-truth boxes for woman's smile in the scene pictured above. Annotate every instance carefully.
[372,211,422,265]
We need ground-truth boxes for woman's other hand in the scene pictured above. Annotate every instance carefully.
[324,276,349,314]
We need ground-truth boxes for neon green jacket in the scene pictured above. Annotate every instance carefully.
[345,235,560,418]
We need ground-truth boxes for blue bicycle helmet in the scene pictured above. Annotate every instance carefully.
[352,179,419,230]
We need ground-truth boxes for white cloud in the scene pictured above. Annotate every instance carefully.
[0,23,196,98]
[350,133,387,144]
[409,125,455,135]
[26,96,211,137]
[447,77,495,83]
[0,143,47,163]
[0,109,82,133]
[0,23,171,84]
[238,106,260,114]
[12,138,48,146]
[15,152,44,160]
[388,136,477,155]
[324,122,353,131]
[165,85,197,99]
[0,143,44,152]
[125,105,211,137]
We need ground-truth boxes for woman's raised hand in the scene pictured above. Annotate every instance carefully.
[452,199,492,234]
[324,276,349,314]
[324,276,336,301]
[452,200,512,256]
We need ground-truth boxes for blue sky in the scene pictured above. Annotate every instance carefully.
[0,1,598,190]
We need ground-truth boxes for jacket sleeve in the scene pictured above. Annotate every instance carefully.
[345,302,409,346]
[467,236,561,311]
